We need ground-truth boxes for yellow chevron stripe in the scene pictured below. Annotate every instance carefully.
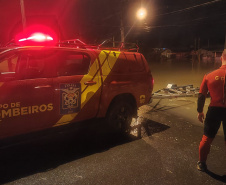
[53,50,120,127]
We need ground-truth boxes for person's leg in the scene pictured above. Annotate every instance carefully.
[222,111,226,175]
[222,120,226,146]
[199,135,214,162]
[197,107,221,171]
[222,108,226,144]
[197,135,214,171]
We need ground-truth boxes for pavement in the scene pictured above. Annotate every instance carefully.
[139,97,226,184]
[0,97,226,185]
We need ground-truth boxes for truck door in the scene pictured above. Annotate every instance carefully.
[0,52,27,139]
[19,50,55,132]
[0,49,55,139]
[52,50,102,127]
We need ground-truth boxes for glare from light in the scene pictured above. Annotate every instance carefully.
[29,33,51,42]
[19,33,53,42]
[47,36,53,41]
[18,38,27,42]
[136,8,147,20]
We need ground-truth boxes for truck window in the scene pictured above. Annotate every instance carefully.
[110,58,130,74]
[125,53,145,72]
[57,51,90,76]
[105,52,130,74]
[107,52,144,74]
[0,54,18,74]
[0,53,19,81]
[19,51,54,79]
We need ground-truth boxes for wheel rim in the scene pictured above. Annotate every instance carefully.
[112,105,131,132]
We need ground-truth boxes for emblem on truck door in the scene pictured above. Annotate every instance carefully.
[60,84,81,114]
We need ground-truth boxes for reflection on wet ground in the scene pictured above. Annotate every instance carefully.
[148,57,222,92]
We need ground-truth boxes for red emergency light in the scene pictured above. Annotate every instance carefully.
[19,33,53,42]
[15,25,58,46]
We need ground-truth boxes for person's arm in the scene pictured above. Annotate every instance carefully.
[197,75,208,123]
[197,93,206,113]
[197,93,205,123]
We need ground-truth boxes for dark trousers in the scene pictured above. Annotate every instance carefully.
[199,107,226,162]
[204,107,226,140]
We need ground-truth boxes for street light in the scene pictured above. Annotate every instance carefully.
[121,6,147,42]
[136,8,147,20]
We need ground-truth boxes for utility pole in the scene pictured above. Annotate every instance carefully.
[120,0,126,43]
[208,39,210,49]
[20,0,26,30]
[120,18,125,43]
[112,36,115,47]
[194,38,197,51]
[198,38,200,50]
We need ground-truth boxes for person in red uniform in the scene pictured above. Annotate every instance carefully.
[197,49,226,171]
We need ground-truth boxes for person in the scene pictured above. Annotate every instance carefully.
[197,49,226,172]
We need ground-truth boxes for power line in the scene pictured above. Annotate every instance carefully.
[183,12,226,23]
[156,0,223,17]
[82,11,226,29]
[80,0,225,36]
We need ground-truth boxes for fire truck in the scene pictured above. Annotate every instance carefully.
[0,32,154,143]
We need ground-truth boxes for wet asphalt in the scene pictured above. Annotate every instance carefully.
[1,58,225,185]
[0,97,225,185]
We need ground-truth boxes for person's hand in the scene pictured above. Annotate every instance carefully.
[197,112,205,123]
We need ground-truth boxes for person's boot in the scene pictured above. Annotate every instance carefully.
[197,161,207,172]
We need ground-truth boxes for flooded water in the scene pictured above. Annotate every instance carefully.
[148,57,222,92]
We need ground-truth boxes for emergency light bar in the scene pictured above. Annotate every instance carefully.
[15,25,57,46]
[18,33,53,42]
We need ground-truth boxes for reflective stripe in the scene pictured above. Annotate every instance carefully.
[53,50,120,127]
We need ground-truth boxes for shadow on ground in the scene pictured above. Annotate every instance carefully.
[135,118,170,138]
[206,170,226,183]
[0,118,169,184]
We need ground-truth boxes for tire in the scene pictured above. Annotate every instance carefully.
[106,100,135,135]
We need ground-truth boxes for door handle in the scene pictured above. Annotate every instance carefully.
[34,85,52,89]
[84,81,97,86]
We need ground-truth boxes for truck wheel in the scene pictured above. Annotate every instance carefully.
[106,101,134,135]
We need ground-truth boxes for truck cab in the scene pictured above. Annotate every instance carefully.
[0,37,153,141]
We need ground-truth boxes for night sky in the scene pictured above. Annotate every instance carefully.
[0,0,225,51]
